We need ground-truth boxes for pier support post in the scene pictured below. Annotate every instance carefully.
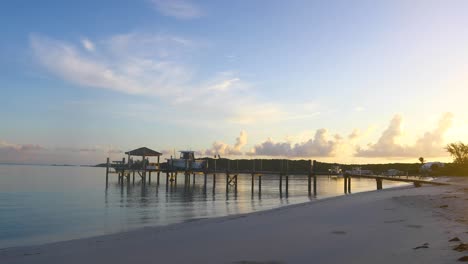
[313,160,317,195]
[204,173,207,193]
[344,175,348,193]
[258,175,262,193]
[348,177,351,193]
[286,175,289,195]
[279,173,283,193]
[148,171,151,185]
[234,175,238,193]
[251,173,255,194]
[166,172,169,186]
[193,173,196,185]
[105,157,109,187]
[308,160,312,196]
[376,179,383,190]
[226,173,229,193]
[213,174,216,193]
[132,171,135,184]
[157,172,160,185]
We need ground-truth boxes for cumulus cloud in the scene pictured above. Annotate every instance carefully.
[355,113,453,157]
[205,131,247,156]
[248,129,342,157]
[151,0,202,19]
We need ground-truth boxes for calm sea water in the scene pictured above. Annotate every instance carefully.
[0,164,410,248]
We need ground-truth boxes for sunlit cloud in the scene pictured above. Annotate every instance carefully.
[248,129,343,157]
[355,113,454,158]
[205,131,247,156]
[151,0,202,19]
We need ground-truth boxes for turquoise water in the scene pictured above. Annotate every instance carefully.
[0,164,410,248]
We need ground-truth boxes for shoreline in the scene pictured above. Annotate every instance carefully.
[2,179,468,263]
[2,183,412,250]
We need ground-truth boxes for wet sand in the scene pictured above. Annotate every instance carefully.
[2,177,468,264]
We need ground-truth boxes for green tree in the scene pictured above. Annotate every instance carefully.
[445,142,468,164]
[418,157,425,164]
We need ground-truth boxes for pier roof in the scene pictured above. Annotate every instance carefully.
[125,147,162,157]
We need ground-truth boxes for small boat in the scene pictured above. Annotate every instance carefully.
[328,166,343,177]
[344,167,373,176]
[167,151,206,170]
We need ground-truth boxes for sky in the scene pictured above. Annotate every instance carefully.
[1,0,468,165]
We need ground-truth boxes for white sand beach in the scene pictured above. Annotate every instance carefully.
[2,178,468,264]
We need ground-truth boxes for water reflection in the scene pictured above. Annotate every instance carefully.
[0,165,413,248]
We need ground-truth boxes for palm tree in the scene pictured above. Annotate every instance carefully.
[418,157,425,164]
[446,142,468,164]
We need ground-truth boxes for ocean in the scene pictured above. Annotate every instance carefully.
[0,164,410,248]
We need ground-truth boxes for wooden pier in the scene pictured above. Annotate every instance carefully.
[105,147,448,196]
[343,173,449,194]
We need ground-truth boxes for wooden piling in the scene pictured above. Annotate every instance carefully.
[157,171,160,185]
[308,160,312,196]
[286,175,289,195]
[347,177,351,193]
[105,157,109,187]
[226,173,229,193]
[376,178,383,190]
[203,173,207,192]
[313,160,317,195]
[258,175,262,193]
[344,175,348,193]
[193,173,196,185]
[148,171,151,185]
[279,173,283,192]
[132,171,135,184]
[213,174,216,193]
[251,173,255,193]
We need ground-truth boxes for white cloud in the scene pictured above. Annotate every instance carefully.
[81,38,95,52]
[355,113,453,157]
[205,131,247,156]
[151,0,202,19]
[248,129,342,157]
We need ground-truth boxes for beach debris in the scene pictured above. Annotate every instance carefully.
[458,256,468,262]
[453,243,468,252]
[413,243,429,250]
[450,237,461,242]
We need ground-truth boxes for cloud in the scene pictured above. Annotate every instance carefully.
[81,38,95,52]
[348,129,361,141]
[355,113,453,157]
[205,131,247,156]
[0,140,44,152]
[151,0,202,19]
[30,33,192,96]
[248,129,342,157]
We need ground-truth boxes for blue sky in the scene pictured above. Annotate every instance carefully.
[1,0,468,164]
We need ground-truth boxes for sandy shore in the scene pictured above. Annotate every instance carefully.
[2,177,468,264]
